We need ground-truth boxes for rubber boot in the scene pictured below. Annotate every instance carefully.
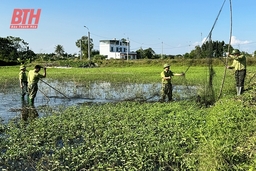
[26,94,29,102]
[236,87,242,96]
[29,98,34,107]
[241,86,244,94]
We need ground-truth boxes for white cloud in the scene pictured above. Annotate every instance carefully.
[231,36,251,45]
[194,36,251,47]
[193,37,208,46]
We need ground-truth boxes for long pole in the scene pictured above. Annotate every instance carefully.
[88,31,90,60]
[161,41,163,59]
[40,79,70,100]
[38,88,50,102]
[218,0,232,100]
[80,40,82,60]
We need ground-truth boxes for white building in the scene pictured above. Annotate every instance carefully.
[99,39,137,59]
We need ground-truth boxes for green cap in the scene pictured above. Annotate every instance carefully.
[163,63,170,68]
[231,49,240,55]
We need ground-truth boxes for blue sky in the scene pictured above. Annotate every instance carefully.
[1,0,255,55]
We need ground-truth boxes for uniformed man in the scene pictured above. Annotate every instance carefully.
[160,64,184,102]
[227,49,246,95]
[19,65,28,100]
[27,65,47,106]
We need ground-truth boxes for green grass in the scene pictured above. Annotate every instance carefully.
[1,99,256,170]
[2,64,255,98]
[0,60,256,170]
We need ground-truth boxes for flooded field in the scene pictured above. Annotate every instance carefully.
[0,80,197,123]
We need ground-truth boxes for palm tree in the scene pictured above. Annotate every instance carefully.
[75,36,93,59]
[55,45,64,56]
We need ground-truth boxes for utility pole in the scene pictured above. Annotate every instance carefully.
[114,38,116,59]
[84,26,90,60]
[127,38,129,61]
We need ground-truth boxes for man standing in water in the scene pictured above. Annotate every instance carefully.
[27,65,47,106]
[19,65,28,101]
[227,49,246,96]
[160,64,184,102]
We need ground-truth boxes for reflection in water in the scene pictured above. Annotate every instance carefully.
[0,80,197,123]
[21,99,39,122]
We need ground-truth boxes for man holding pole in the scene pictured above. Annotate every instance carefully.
[227,49,246,96]
[27,65,47,106]
[160,63,184,102]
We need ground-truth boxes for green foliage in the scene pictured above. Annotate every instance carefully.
[75,36,93,60]
[1,98,256,170]
[136,48,155,59]
[199,40,233,58]
[1,62,256,170]
[0,37,17,62]
[0,101,201,170]
[55,45,65,56]
[0,36,36,64]
[196,98,256,170]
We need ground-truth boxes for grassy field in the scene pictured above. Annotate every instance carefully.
[1,63,255,96]
[0,60,256,170]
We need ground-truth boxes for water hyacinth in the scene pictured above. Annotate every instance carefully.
[0,61,256,170]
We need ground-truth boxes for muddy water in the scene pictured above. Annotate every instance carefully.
[0,80,197,123]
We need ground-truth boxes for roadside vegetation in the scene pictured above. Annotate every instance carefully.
[0,59,256,170]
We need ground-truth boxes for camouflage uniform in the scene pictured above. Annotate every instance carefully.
[27,69,45,106]
[19,65,28,99]
[229,49,246,95]
[160,67,174,102]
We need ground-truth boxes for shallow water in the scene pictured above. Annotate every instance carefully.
[0,80,197,123]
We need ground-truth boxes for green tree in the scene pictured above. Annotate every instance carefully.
[6,36,31,63]
[0,36,31,63]
[91,49,99,56]
[196,40,233,58]
[7,36,28,52]
[0,37,16,62]
[55,44,65,56]
[189,45,202,59]
[144,48,155,59]
[136,48,145,59]
[75,36,93,59]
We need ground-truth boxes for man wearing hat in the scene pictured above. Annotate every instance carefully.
[227,49,246,95]
[19,65,28,100]
[27,65,47,106]
[160,63,184,102]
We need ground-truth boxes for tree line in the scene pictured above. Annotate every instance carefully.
[0,36,255,65]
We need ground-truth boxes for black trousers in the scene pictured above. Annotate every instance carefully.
[235,69,246,89]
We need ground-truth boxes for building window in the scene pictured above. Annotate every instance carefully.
[116,47,119,52]
[124,48,126,52]
[110,47,113,52]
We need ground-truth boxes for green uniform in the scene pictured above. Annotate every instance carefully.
[27,70,44,104]
[229,54,246,70]
[161,70,174,102]
[230,54,246,93]
[19,70,28,98]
